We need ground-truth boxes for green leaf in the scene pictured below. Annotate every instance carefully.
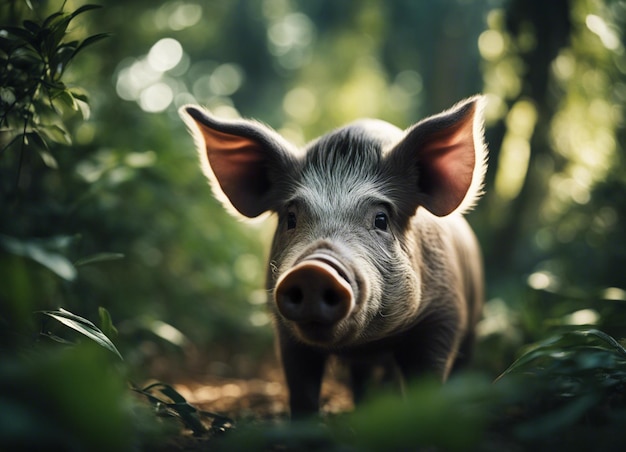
[2,26,34,42]
[49,16,72,50]
[54,89,78,110]
[70,4,103,19]
[98,307,118,339]
[1,133,24,154]
[26,131,48,150]
[75,33,110,54]
[76,99,90,120]
[74,97,91,120]
[0,234,77,281]
[0,36,18,53]
[22,20,40,34]
[496,329,626,381]
[40,331,76,345]
[41,124,72,145]
[134,382,213,435]
[26,131,59,169]
[37,148,59,169]
[42,11,65,28]
[74,252,125,267]
[70,91,89,102]
[40,308,123,360]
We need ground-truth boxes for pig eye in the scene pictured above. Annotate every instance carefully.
[374,212,388,231]
[287,212,297,230]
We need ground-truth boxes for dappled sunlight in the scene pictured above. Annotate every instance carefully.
[562,308,600,326]
[3,0,626,449]
[585,14,620,51]
[481,0,625,265]
[332,58,388,120]
[479,10,524,101]
[148,38,184,72]
[144,1,203,31]
[548,96,617,215]
[527,270,559,292]
[282,86,318,124]
[266,12,316,70]
[494,100,537,201]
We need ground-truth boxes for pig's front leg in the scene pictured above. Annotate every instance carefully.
[393,311,463,383]
[277,329,327,417]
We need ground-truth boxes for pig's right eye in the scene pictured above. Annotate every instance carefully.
[287,212,297,230]
[374,212,388,231]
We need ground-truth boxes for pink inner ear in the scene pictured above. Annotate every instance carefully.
[199,127,271,218]
[419,109,476,216]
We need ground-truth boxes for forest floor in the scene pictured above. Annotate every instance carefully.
[142,351,354,451]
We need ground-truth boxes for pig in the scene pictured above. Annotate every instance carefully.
[180,96,487,417]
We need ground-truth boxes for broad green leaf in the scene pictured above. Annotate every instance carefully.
[41,124,72,145]
[54,89,78,110]
[40,308,123,360]
[74,252,125,267]
[75,97,90,120]
[0,234,76,281]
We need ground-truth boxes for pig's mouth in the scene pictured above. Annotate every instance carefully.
[275,249,360,347]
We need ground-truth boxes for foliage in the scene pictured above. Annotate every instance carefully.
[219,328,626,451]
[1,0,626,450]
[40,307,123,360]
[0,3,106,179]
[133,381,234,437]
[0,343,158,451]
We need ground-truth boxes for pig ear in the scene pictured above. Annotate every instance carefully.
[391,96,488,217]
[180,106,298,219]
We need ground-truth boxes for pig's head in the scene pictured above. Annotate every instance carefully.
[180,96,487,349]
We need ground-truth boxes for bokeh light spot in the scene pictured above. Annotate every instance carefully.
[139,82,174,112]
[148,38,184,72]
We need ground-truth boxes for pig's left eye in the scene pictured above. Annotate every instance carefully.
[374,212,388,231]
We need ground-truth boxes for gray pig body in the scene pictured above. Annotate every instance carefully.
[181,97,487,416]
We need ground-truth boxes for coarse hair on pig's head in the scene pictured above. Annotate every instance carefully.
[180,96,488,347]
[179,95,487,223]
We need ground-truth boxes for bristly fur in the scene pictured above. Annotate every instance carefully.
[290,121,405,222]
[180,96,488,415]
[180,96,488,219]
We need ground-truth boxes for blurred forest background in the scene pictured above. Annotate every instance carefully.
[2,0,626,450]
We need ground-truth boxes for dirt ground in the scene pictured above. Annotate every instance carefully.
[141,349,354,450]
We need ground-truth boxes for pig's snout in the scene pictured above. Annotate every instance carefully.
[275,254,355,326]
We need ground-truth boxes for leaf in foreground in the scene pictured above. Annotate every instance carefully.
[40,308,123,360]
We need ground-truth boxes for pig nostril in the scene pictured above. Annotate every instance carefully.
[285,287,303,305]
[275,259,355,326]
[323,289,341,306]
